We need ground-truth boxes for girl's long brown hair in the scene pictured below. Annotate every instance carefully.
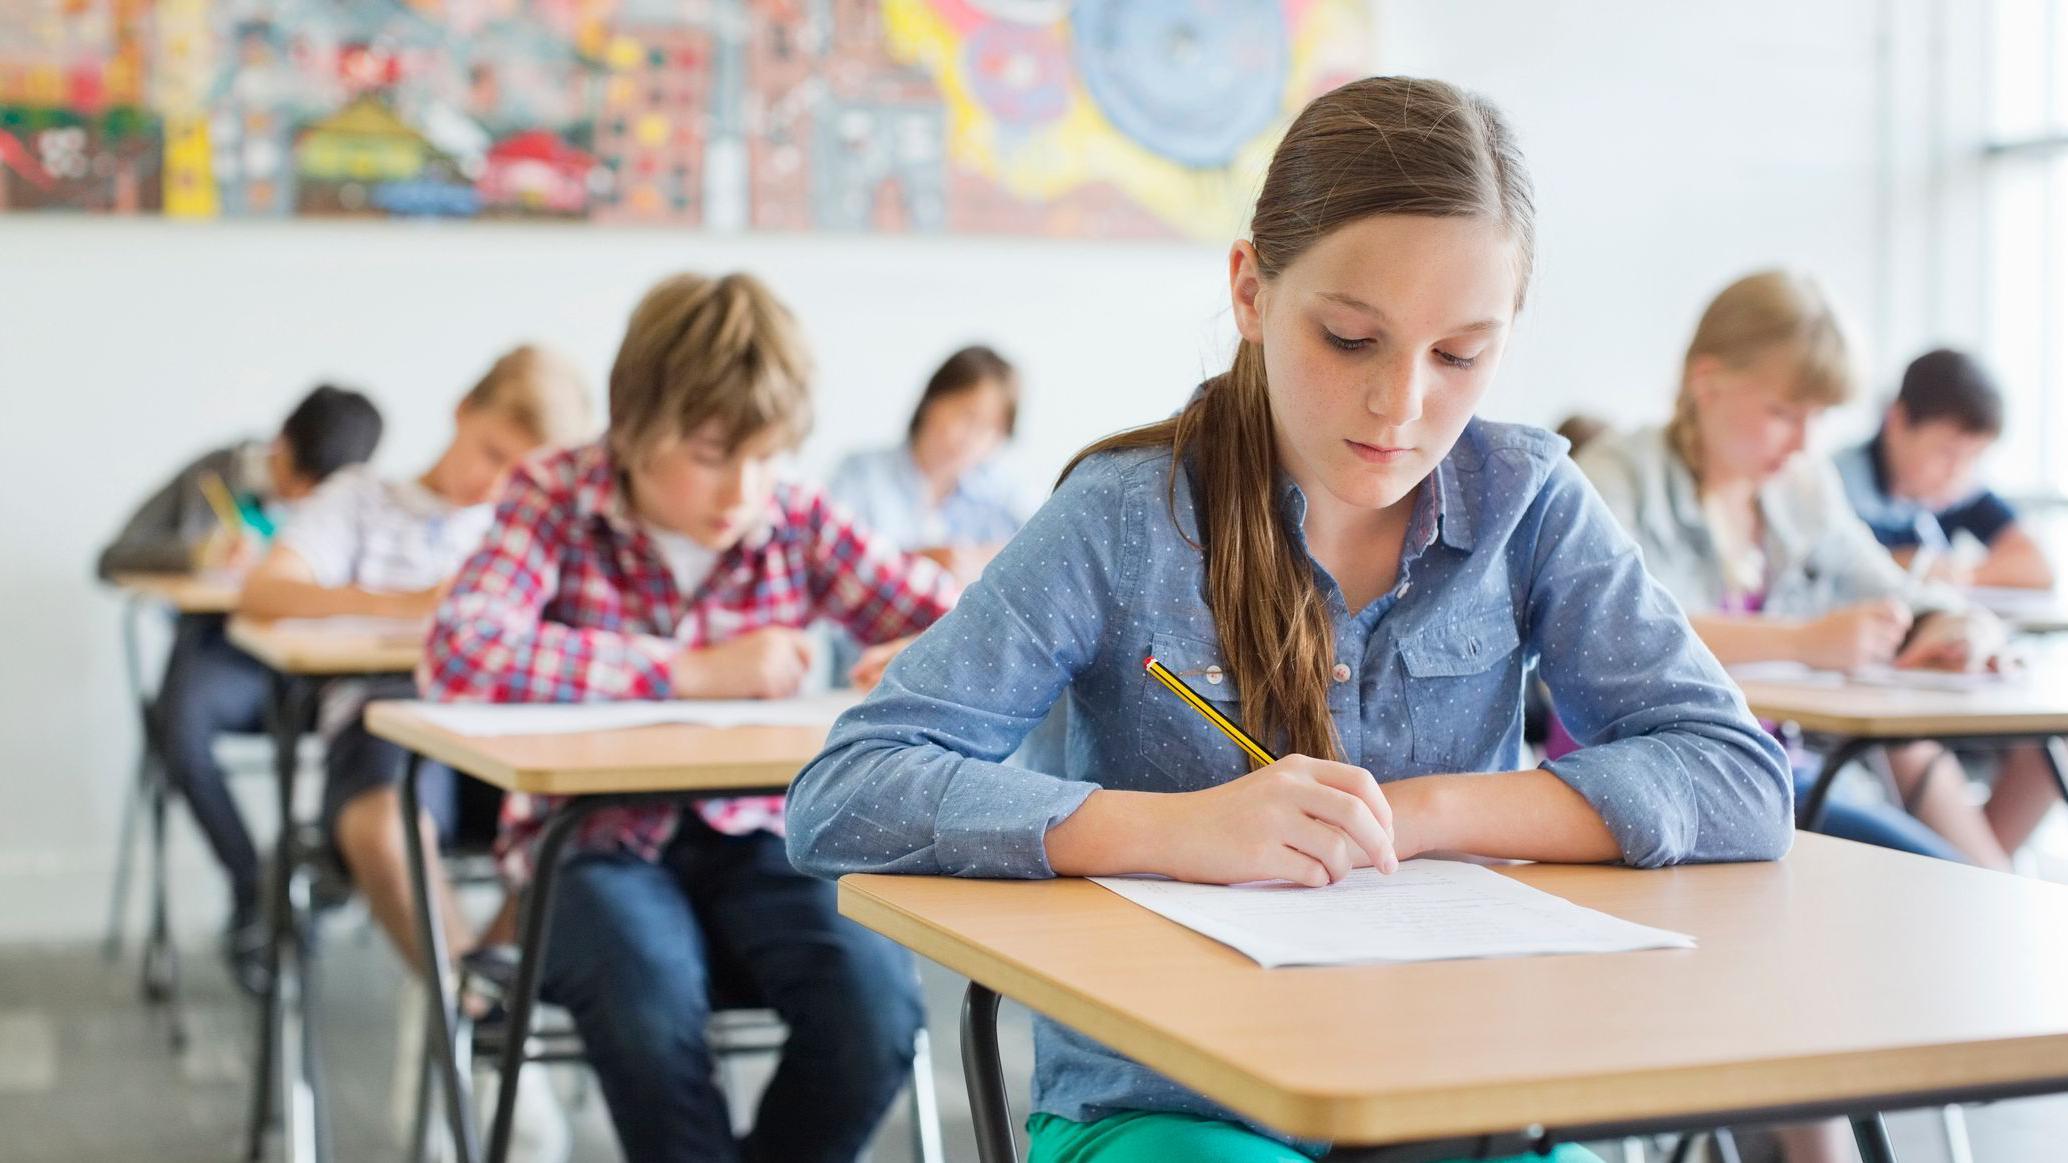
[1063,77,1536,762]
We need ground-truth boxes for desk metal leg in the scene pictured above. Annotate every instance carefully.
[143,764,187,1051]
[961,982,1017,1163]
[102,757,143,963]
[104,598,154,963]
[484,800,603,1163]
[1801,737,1877,832]
[277,860,329,1163]
[246,673,313,1163]
[402,751,479,1163]
[2040,736,2068,806]
[1851,1113,1897,1163]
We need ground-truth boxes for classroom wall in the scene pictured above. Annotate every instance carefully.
[1379,0,1985,434]
[0,0,1979,942]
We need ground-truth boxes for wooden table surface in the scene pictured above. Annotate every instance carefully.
[842,835,2068,1145]
[363,699,839,796]
[226,615,425,676]
[109,571,241,615]
[1738,651,2068,737]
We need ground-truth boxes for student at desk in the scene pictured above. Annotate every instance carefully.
[825,344,1028,686]
[787,77,1793,1163]
[423,274,959,1163]
[96,383,383,992]
[1575,271,2060,882]
[237,346,590,981]
[1835,347,2056,590]
[827,344,1027,583]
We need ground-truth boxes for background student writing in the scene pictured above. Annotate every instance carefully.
[96,383,383,992]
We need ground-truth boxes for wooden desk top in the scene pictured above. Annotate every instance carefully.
[109,571,241,614]
[1738,654,2068,737]
[842,835,2068,1145]
[363,700,832,796]
[226,615,424,677]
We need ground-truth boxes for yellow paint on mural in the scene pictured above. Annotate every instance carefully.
[607,35,644,72]
[162,114,219,218]
[880,0,1363,238]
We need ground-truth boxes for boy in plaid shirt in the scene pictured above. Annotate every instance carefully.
[424,272,957,1163]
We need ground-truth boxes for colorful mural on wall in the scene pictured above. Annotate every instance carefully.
[0,0,1369,238]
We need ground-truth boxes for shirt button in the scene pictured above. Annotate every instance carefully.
[1205,665,1224,685]
[1397,581,1411,598]
[1332,662,1352,683]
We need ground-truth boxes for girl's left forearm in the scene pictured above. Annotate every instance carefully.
[1390,769,1620,864]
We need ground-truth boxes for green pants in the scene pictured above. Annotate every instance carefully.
[1028,1111,1605,1163]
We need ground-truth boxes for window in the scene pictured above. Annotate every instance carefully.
[1985,0,2068,495]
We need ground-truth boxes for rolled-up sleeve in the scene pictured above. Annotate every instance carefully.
[1527,461,1794,866]
[785,459,1134,880]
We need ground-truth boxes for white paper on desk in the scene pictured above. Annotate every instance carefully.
[1844,665,2009,692]
[1729,661,2010,693]
[1967,586,2067,619]
[270,616,429,639]
[1727,661,1845,686]
[1091,860,1694,968]
[409,693,861,737]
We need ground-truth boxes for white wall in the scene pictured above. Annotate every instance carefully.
[0,0,1955,941]
[1380,0,1896,431]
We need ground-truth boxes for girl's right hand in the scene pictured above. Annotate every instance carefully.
[1148,756,1398,887]
[1795,599,1912,670]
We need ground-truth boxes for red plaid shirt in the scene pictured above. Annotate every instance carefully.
[420,440,958,885]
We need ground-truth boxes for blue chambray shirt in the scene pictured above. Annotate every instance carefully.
[788,416,1792,1142]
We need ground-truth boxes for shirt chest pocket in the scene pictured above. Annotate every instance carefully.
[1395,607,1523,768]
[1133,631,1262,790]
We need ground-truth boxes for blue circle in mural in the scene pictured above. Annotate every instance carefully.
[1070,0,1288,169]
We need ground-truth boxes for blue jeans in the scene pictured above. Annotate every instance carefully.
[1794,769,1967,862]
[538,817,923,1163]
[156,614,270,908]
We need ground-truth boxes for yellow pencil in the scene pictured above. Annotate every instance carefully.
[197,470,246,533]
[1142,655,1278,768]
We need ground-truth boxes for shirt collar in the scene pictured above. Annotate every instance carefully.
[1867,429,1895,497]
[572,440,780,556]
[1274,457,1457,567]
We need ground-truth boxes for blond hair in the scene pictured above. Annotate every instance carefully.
[461,344,595,448]
[607,272,813,465]
[1066,77,1534,764]
[1668,269,1854,475]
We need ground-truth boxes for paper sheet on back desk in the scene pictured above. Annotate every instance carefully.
[1092,859,1694,968]
[407,692,862,737]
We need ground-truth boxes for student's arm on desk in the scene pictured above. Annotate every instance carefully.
[1047,768,1610,884]
[1687,613,1815,667]
[422,464,678,702]
[1528,461,1794,866]
[1971,524,2057,590]
[237,545,438,620]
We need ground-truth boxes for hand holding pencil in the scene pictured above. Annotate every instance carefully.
[193,470,260,574]
[1137,655,1399,884]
